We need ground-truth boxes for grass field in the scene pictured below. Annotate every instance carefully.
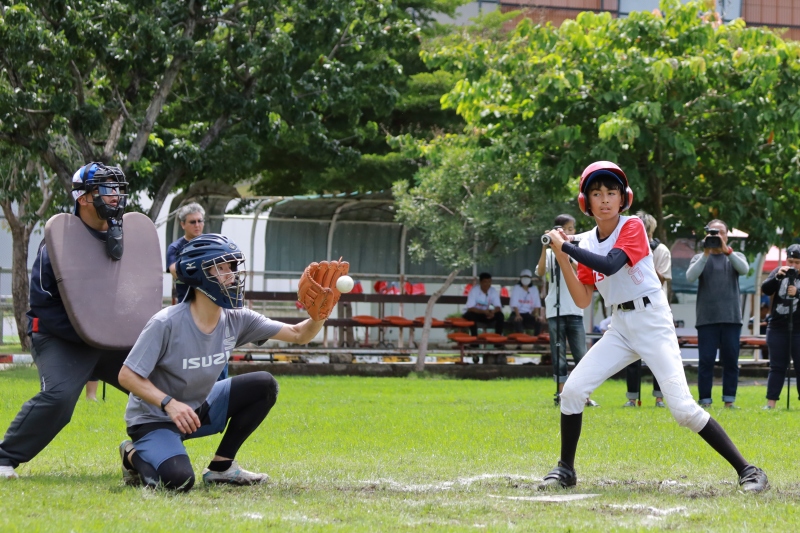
[0,366,798,532]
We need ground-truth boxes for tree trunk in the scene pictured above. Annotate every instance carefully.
[415,269,459,371]
[7,221,32,351]
[125,2,198,170]
[0,162,56,351]
[147,112,233,220]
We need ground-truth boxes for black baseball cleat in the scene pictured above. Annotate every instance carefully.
[738,465,769,493]
[538,461,577,490]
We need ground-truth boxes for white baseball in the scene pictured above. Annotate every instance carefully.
[336,275,354,293]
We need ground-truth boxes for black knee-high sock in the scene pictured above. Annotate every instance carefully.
[215,372,278,460]
[560,413,582,470]
[130,452,160,487]
[697,417,749,474]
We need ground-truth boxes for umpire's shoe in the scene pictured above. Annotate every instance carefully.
[538,461,577,490]
[738,465,769,493]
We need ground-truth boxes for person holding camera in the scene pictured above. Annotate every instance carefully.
[622,212,669,408]
[536,214,597,406]
[686,219,749,408]
[761,244,800,409]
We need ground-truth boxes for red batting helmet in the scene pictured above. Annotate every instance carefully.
[577,161,633,216]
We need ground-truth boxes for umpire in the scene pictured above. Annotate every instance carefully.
[0,163,133,479]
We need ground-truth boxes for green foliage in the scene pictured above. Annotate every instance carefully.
[0,367,799,531]
[0,0,463,210]
[423,0,800,250]
[394,134,561,272]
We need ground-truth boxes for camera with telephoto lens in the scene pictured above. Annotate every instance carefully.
[787,267,797,289]
[703,227,722,249]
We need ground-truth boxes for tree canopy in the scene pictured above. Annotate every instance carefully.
[0,0,464,218]
[421,0,800,251]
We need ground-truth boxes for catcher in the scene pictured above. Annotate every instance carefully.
[117,234,348,490]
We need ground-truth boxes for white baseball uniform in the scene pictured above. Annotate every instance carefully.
[560,216,709,432]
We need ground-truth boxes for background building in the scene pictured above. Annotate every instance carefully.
[445,1,800,41]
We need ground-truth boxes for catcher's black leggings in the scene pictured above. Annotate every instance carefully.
[129,372,278,490]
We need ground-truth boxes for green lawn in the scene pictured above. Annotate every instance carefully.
[0,366,797,532]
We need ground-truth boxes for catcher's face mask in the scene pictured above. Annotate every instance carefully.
[201,254,246,309]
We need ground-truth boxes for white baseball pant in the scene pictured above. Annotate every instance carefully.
[560,291,710,433]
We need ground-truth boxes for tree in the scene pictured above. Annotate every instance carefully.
[0,0,463,344]
[423,0,800,251]
[0,0,462,216]
[393,135,561,370]
[0,147,65,349]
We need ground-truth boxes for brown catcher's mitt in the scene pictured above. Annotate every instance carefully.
[297,258,350,321]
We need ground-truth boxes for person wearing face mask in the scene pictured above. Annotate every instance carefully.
[536,214,597,407]
[509,269,542,335]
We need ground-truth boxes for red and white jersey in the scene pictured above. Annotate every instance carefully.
[576,216,661,306]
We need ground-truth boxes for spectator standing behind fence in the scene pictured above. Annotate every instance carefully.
[686,219,749,409]
[462,272,505,337]
[166,203,228,381]
[536,214,597,407]
[167,203,206,305]
[509,269,542,335]
[760,244,800,410]
[623,211,671,408]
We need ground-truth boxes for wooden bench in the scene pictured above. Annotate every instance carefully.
[677,335,768,364]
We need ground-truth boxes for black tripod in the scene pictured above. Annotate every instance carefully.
[786,268,797,410]
[551,252,562,406]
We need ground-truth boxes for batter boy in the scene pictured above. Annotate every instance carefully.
[538,161,768,493]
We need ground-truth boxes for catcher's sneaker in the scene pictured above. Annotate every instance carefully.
[0,465,18,479]
[655,399,666,408]
[622,400,637,407]
[738,465,769,493]
[538,461,577,490]
[119,440,141,486]
[585,399,600,407]
[202,461,269,486]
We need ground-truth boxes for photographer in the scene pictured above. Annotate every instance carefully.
[686,219,749,408]
[761,244,800,409]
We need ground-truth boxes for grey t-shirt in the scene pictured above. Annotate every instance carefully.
[123,303,283,427]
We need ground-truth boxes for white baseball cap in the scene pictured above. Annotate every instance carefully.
[520,269,533,277]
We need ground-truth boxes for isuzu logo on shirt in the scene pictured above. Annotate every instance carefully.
[182,350,230,369]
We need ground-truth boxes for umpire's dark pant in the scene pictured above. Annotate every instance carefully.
[463,311,505,337]
[0,333,129,468]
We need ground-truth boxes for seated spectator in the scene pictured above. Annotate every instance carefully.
[463,272,504,337]
[509,269,542,335]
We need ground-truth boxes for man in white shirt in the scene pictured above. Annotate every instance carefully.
[462,272,505,337]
